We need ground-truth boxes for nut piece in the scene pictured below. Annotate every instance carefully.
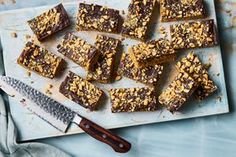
[11,32,17,38]
[26,71,31,77]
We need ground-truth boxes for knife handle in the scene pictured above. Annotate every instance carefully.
[77,117,131,153]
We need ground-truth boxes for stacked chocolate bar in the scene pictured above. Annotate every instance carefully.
[159,52,217,112]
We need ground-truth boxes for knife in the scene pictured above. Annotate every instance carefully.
[0,76,131,153]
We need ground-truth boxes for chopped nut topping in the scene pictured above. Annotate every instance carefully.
[59,71,103,111]
[129,38,176,67]
[17,42,62,79]
[118,53,163,86]
[77,3,120,33]
[121,0,156,40]
[160,0,205,22]
[87,35,120,83]
[28,4,70,41]
[110,87,158,112]
[159,72,199,113]
[170,20,218,49]
[57,33,100,71]
[176,52,217,100]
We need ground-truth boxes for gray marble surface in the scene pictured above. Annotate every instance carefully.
[0,0,236,157]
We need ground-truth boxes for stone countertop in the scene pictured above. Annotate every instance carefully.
[0,0,236,157]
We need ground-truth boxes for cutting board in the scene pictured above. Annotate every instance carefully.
[0,0,229,141]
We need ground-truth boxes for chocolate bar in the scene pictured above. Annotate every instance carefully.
[129,39,176,67]
[160,0,205,22]
[121,0,156,40]
[17,42,62,78]
[59,71,103,111]
[110,87,158,112]
[57,33,100,71]
[87,35,120,83]
[28,4,70,41]
[77,3,120,33]
[170,19,218,49]
[118,53,163,86]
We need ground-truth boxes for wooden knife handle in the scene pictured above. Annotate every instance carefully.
[78,117,131,153]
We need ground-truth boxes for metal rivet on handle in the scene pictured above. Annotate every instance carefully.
[119,143,124,148]
[85,124,90,129]
[102,134,107,138]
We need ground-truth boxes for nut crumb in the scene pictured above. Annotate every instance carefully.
[204,63,211,69]
[26,71,31,77]
[25,34,31,40]
[45,89,52,95]
[216,96,222,102]
[121,10,125,15]
[30,81,34,84]
[11,32,17,38]
[216,73,220,76]
[48,84,53,88]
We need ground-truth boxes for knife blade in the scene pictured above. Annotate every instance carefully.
[0,76,131,153]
